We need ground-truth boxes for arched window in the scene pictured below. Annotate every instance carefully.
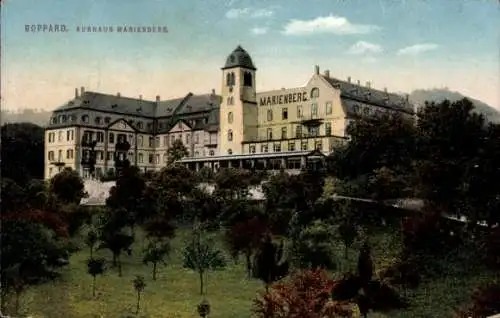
[310,87,320,99]
[228,112,233,123]
[81,115,89,123]
[226,73,231,87]
[243,72,253,87]
[230,72,235,86]
[138,153,144,163]
[228,129,233,141]
[228,149,233,155]
[95,116,102,125]
[104,117,111,124]
[267,109,273,121]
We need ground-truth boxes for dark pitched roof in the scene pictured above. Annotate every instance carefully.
[222,45,256,70]
[322,75,414,114]
[54,92,157,117]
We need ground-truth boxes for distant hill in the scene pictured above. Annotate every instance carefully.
[1,109,51,127]
[409,88,500,123]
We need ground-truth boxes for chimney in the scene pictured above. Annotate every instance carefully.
[366,81,371,88]
[75,88,79,98]
[117,92,121,97]
[357,80,360,86]
[139,94,143,100]
[314,65,320,75]
[211,89,215,95]
[324,70,330,78]
[80,86,85,96]
[156,95,160,102]
[347,76,351,83]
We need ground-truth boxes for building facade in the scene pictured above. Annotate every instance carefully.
[44,45,414,179]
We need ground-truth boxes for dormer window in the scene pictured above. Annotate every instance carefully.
[137,122,143,129]
[111,104,118,108]
[81,115,89,123]
[83,100,90,105]
[104,117,111,124]
[50,117,57,124]
[95,117,102,125]
[60,115,67,123]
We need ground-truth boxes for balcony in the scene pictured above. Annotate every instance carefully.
[114,158,130,168]
[115,140,131,151]
[50,158,66,167]
[81,139,97,148]
[297,115,323,126]
[81,156,96,167]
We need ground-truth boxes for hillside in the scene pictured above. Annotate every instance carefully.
[409,88,500,123]
[0,109,51,127]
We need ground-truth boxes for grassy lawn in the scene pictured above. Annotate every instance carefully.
[12,224,495,318]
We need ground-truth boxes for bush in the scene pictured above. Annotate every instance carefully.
[456,282,500,318]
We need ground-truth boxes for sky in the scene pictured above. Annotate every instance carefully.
[1,0,499,112]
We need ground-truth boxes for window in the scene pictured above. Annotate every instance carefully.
[325,123,332,136]
[70,130,74,140]
[137,122,144,129]
[48,151,54,161]
[273,143,281,152]
[312,103,318,116]
[301,141,308,150]
[281,127,287,139]
[81,115,89,123]
[60,115,67,123]
[249,145,256,153]
[109,133,115,144]
[315,141,323,150]
[58,131,63,141]
[138,136,143,146]
[66,130,71,141]
[148,153,154,164]
[58,150,63,161]
[163,136,168,146]
[310,87,320,99]
[170,135,175,145]
[194,133,199,144]
[186,134,191,145]
[297,105,303,118]
[228,112,233,124]
[155,154,160,164]
[129,134,134,145]
[51,117,57,124]
[105,151,112,160]
[104,117,111,124]
[149,136,154,147]
[326,102,332,115]
[227,129,233,141]
[243,72,253,87]
[226,72,235,86]
[95,117,102,125]
[353,105,360,114]
[96,132,104,143]
[267,128,273,140]
[228,149,233,155]
[295,125,302,138]
[227,97,234,105]
[66,149,73,159]
[209,150,214,156]
[267,109,273,121]
[128,152,133,159]
[261,145,268,153]
[49,167,53,177]
[308,126,319,137]
[288,142,296,151]
[138,153,144,163]
[163,153,167,163]
[194,151,199,157]
[282,108,288,120]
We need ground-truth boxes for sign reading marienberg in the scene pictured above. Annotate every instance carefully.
[259,91,308,106]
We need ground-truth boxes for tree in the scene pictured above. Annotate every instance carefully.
[1,123,44,185]
[252,235,290,292]
[357,242,373,288]
[132,275,146,315]
[98,229,134,277]
[48,167,86,204]
[183,226,226,295]
[224,216,268,277]
[294,220,337,270]
[167,139,189,165]
[253,268,360,318]
[143,240,170,280]
[334,200,360,260]
[87,258,106,297]
[85,228,98,259]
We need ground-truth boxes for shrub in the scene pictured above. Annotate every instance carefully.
[456,282,500,318]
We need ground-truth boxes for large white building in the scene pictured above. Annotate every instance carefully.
[44,45,413,179]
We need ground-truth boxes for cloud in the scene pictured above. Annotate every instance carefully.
[347,41,383,55]
[397,43,439,55]
[251,27,268,35]
[282,14,379,35]
[225,8,274,19]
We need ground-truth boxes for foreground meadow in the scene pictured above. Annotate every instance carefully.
[15,225,494,318]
